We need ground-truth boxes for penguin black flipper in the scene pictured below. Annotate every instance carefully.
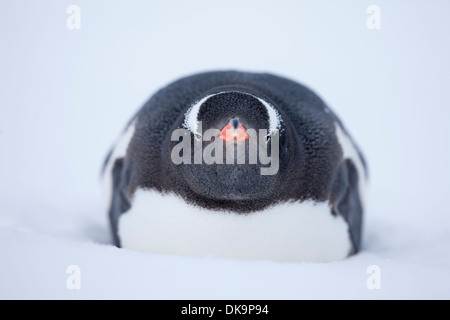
[109,158,131,247]
[331,159,364,253]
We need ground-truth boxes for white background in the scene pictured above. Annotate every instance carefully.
[0,1,449,299]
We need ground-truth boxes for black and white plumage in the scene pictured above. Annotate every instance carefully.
[102,71,367,262]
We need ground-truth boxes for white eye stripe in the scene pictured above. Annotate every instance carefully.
[183,91,282,136]
[255,96,282,134]
[183,92,222,136]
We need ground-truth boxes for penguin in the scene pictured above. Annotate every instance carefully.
[101,71,367,262]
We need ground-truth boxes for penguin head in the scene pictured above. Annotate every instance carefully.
[168,87,289,208]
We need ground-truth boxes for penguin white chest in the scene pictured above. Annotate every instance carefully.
[118,189,352,262]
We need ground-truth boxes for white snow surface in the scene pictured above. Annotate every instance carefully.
[1,1,450,299]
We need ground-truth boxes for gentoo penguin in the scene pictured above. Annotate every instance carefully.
[102,71,367,262]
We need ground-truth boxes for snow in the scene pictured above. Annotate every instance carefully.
[1,216,449,299]
[1,1,450,299]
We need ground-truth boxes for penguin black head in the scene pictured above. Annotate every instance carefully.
[166,88,290,211]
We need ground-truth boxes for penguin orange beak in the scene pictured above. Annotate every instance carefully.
[219,118,249,142]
